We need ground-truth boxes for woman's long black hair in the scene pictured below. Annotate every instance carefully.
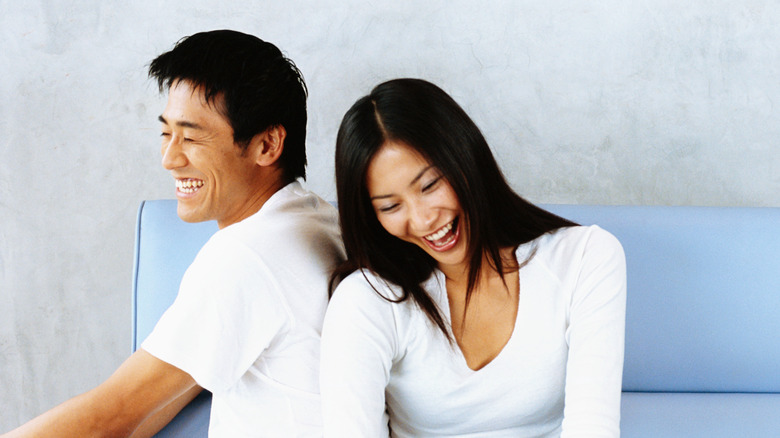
[332,78,576,338]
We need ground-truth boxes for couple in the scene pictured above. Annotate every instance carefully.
[4,30,625,438]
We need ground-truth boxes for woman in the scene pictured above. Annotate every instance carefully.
[321,78,626,437]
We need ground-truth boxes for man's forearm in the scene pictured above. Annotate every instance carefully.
[2,349,197,438]
[3,387,140,438]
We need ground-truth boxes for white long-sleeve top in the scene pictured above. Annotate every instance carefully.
[321,225,626,437]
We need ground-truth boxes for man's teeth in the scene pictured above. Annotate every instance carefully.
[176,179,204,194]
[425,221,453,242]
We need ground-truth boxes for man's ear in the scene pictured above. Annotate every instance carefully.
[250,125,286,167]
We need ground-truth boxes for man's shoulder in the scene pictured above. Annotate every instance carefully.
[236,182,338,233]
[190,182,343,274]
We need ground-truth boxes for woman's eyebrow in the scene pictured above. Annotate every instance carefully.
[410,165,434,186]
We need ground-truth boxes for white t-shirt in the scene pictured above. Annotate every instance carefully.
[142,182,344,437]
[321,225,626,437]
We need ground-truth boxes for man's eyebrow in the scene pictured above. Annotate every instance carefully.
[370,165,434,200]
[157,115,203,130]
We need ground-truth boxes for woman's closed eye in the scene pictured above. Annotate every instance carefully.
[376,202,399,213]
[421,176,442,192]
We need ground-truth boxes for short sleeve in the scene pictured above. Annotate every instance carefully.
[562,226,627,437]
[142,235,288,393]
[320,273,396,437]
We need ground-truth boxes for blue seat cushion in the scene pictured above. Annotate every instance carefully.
[621,392,780,437]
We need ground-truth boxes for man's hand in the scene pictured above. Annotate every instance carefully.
[3,349,199,438]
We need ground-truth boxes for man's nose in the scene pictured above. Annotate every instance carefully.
[161,137,187,170]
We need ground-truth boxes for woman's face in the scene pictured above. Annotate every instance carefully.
[366,140,469,274]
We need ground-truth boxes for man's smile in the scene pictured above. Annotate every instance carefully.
[176,178,204,194]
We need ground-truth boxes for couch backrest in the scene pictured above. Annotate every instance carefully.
[132,201,780,398]
[543,204,780,393]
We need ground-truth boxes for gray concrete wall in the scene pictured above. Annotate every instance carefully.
[1,0,778,430]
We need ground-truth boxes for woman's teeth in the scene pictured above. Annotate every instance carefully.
[425,221,454,242]
[176,179,204,194]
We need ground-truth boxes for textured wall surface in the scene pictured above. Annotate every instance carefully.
[1,0,778,430]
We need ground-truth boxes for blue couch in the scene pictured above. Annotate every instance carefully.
[132,200,780,437]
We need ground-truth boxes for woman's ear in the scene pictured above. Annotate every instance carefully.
[251,125,286,167]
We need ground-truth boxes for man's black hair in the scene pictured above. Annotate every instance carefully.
[149,29,308,181]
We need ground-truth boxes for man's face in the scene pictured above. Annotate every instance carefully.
[159,80,260,228]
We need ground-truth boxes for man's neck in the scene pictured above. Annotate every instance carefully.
[217,171,291,229]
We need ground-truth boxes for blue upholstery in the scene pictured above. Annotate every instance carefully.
[132,200,780,436]
[620,392,780,437]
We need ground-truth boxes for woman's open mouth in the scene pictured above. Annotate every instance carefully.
[423,217,460,251]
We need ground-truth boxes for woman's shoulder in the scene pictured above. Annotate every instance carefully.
[329,269,437,331]
[325,269,429,352]
[331,269,406,308]
[540,224,621,251]
[522,225,625,270]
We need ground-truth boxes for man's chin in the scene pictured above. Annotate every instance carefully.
[176,205,206,223]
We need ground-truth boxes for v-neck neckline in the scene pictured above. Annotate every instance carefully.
[433,265,523,373]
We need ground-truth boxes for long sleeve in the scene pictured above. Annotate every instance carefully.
[561,227,627,437]
[320,273,398,437]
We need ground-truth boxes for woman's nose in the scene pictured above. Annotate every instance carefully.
[408,200,436,231]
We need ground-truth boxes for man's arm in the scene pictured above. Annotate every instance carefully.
[129,385,203,438]
[2,349,198,438]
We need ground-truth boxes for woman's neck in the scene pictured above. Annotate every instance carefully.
[442,246,521,371]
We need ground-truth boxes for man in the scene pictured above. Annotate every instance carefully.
[4,30,344,437]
